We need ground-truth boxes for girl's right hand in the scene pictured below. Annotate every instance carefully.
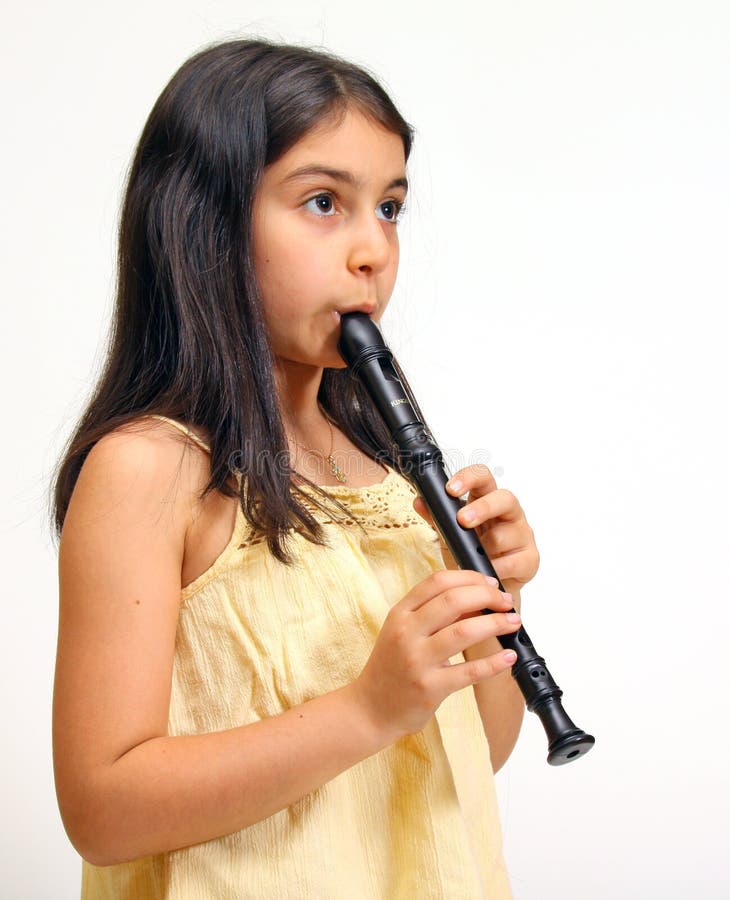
[351,569,520,742]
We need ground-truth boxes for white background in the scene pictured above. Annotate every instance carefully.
[2,1,729,897]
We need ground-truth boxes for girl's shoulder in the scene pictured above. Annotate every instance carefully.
[68,416,214,545]
[84,417,239,591]
[61,415,239,597]
[92,415,211,486]
[91,415,213,476]
[101,414,211,457]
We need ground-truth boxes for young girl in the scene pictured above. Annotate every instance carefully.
[52,39,539,899]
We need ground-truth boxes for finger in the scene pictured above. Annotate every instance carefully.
[490,547,539,585]
[438,647,517,693]
[415,583,513,634]
[396,568,496,614]
[426,611,521,664]
[475,521,531,558]
[456,488,524,528]
[445,464,498,499]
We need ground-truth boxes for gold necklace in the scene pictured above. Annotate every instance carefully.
[322,415,348,484]
[293,409,348,484]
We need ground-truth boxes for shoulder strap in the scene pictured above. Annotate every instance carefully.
[147,415,211,455]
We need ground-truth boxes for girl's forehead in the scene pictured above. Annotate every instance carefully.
[267,109,407,185]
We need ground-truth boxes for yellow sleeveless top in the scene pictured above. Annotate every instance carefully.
[81,417,511,899]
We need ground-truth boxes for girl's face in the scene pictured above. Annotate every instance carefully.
[253,107,407,370]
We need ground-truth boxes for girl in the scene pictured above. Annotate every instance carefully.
[52,39,539,899]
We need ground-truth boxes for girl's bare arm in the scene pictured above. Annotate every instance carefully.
[463,589,526,773]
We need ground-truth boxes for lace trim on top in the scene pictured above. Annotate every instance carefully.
[236,468,424,550]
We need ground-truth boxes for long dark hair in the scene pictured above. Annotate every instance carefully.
[52,38,417,564]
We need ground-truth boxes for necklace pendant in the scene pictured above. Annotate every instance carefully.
[327,454,348,484]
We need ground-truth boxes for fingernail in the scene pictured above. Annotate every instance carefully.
[503,650,517,663]
[461,509,475,524]
[485,576,498,586]
[447,479,463,494]
[506,612,521,623]
[502,592,512,604]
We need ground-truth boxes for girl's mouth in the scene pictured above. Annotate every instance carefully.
[334,305,376,321]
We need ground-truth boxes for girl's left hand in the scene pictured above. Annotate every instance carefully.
[413,464,540,595]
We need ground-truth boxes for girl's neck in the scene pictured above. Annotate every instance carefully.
[274,357,388,487]
[275,359,325,431]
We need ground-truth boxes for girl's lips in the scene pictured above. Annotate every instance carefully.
[334,305,376,321]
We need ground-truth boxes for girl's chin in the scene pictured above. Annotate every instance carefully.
[273,350,348,371]
[273,326,353,370]
[321,354,349,370]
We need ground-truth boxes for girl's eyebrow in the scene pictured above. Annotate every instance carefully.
[282,165,408,193]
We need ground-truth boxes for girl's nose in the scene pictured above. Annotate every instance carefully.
[347,215,392,275]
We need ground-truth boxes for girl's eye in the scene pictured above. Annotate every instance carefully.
[376,200,405,223]
[305,194,336,216]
